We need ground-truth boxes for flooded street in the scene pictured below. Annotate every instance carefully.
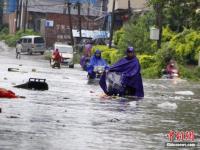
[0,43,200,150]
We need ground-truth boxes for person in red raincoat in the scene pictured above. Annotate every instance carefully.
[52,49,62,68]
[166,59,179,78]
[0,88,17,98]
[52,49,62,62]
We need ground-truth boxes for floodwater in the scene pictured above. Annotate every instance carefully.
[0,43,200,150]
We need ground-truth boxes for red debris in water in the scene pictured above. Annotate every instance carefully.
[0,88,17,98]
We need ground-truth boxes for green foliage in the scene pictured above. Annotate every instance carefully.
[5,36,19,47]
[141,65,160,79]
[113,28,125,46]
[110,50,121,64]
[92,45,119,64]
[44,51,51,60]
[117,11,156,55]
[0,27,9,34]
[178,65,200,81]
[156,42,176,68]
[0,28,40,47]
[149,0,200,31]
[156,27,200,67]
[137,54,156,69]
[168,29,200,64]
[162,26,176,42]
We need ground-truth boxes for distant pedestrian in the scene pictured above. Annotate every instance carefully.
[16,41,22,59]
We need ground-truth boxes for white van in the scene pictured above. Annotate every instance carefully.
[16,35,46,55]
[54,42,74,68]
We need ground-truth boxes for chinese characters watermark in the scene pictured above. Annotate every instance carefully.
[166,130,198,148]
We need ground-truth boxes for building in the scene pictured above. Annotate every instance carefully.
[3,0,17,34]
[107,0,148,12]
[2,0,109,46]
[107,0,149,29]
[27,0,108,47]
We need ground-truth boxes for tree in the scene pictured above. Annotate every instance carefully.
[116,12,156,55]
[148,0,200,31]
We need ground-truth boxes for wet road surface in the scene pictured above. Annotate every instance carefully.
[0,43,200,150]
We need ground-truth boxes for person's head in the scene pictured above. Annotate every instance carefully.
[169,59,176,67]
[94,49,101,58]
[126,47,135,59]
[55,48,59,52]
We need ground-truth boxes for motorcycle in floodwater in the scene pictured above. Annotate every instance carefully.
[103,72,138,98]
[88,66,105,82]
[162,68,179,79]
[94,66,105,78]
[50,57,61,69]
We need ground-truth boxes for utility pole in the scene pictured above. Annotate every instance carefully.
[63,0,67,14]
[67,2,74,46]
[87,2,90,29]
[155,3,162,49]
[19,0,22,30]
[128,0,131,18]
[0,0,3,26]
[23,0,28,32]
[15,0,20,32]
[77,2,82,41]
[109,0,115,48]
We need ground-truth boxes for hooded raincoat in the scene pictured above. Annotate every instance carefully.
[99,55,144,97]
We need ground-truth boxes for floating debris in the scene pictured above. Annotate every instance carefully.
[8,68,19,72]
[157,102,177,109]
[175,91,194,96]
[32,68,36,72]
[14,78,48,91]
[109,118,120,122]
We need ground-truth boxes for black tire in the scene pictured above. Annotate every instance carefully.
[40,52,44,55]
[69,64,74,68]
[8,68,19,72]
[28,49,32,55]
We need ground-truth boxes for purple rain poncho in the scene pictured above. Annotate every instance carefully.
[99,56,144,97]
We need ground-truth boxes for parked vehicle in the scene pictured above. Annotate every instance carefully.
[53,42,74,68]
[16,35,46,55]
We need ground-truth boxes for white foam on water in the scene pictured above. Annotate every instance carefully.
[175,91,194,96]
[160,119,178,123]
[174,96,184,100]
[157,102,177,109]
[129,101,137,107]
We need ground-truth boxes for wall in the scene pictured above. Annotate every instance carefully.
[107,0,148,12]
[44,13,103,47]
[9,13,16,34]
[7,0,17,13]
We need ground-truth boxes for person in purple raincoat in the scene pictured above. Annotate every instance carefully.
[99,47,144,98]
[80,41,92,70]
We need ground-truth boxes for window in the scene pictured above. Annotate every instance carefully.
[27,39,32,43]
[34,37,44,43]
[23,39,28,43]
